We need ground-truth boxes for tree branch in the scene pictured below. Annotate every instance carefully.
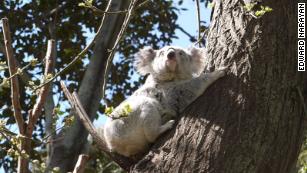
[85,5,128,15]
[86,0,151,16]
[60,81,135,171]
[101,0,140,105]
[195,0,201,47]
[27,40,56,136]
[15,40,55,173]
[1,18,25,134]
[73,154,89,173]
[177,25,206,46]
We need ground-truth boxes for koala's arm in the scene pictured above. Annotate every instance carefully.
[188,68,226,97]
[168,68,226,113]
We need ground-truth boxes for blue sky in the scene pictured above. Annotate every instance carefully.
[172,1,211,46]
[0,1,211,172]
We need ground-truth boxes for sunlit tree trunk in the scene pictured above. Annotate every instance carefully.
[132,0,307,172]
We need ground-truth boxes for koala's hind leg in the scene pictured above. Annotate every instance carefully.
[158,120,175,134]
[145,120,175,143]
[142,108,175,143]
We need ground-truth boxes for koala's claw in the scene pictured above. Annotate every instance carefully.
[165,120,175,129]
[218,66,228,71]
[216,66,228,77]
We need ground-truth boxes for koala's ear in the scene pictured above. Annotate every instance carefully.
[134,47,156,75]
[189,47,206,75]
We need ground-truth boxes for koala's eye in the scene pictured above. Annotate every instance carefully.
[179,51,185,56]
[159,51,164,57]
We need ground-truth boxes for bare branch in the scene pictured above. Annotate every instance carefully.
[1,18,25,134]
[194,29,208,47]
[195,0,201,47]
[4,63,32,81]
[101,0,141,105]
[87,5,128,15]
[27,40,55,136]
[73,154,89,173]
[13,40,55,173]
[87,0,151,15]
[177,26,206,46]
[60,81,135,171]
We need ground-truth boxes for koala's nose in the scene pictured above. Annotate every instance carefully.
[167,51,176,60]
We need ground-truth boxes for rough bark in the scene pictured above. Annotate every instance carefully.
[132,0,307,173]
[48,0,130,171]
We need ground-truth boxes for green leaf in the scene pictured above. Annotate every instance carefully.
[29,58,39,66]
[105,106,114,116]
[88,0,94,5]
[1,78,10,88]
[264,6,273,12]
[78,2,86,7]
[208,2,215,9]
[255,10,266,17]
[54,106,65,116]
[122,103,132,116]
[63,116,75,126]
[255,6,273,17]
[0,61,7,71]
[244,3,256,12]
[178,0,183,5]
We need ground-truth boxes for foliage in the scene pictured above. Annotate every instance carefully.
[254,6,273,17]
[243,3,273,18]
[105,106,114,116]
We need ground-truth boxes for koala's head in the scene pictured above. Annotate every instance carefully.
[134,46,205,81]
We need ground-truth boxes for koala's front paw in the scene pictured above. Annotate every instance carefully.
[218,66,228,71]
[216,66,228,77]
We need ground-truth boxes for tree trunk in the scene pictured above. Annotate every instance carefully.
[132,0,307,172]
[48,1,130,171]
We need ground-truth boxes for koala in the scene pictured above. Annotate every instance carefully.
[102,46,226,157]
